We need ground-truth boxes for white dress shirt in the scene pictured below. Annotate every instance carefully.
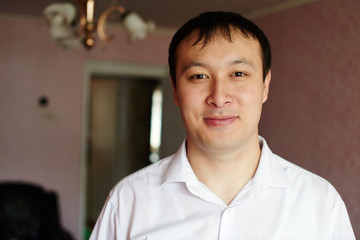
[90,137,355,240]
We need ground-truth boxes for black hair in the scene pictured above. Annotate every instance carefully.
[168,11,271,87]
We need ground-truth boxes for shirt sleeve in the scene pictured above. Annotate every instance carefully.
[330,199,356,240]
[89,195,120,240]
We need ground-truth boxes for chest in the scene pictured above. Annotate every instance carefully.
[121,187,332,240]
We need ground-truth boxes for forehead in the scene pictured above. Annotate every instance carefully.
[175,31,262,68]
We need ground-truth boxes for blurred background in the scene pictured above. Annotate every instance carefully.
[0,0,359,239]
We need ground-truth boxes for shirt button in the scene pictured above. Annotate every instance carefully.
[226,209,231,214]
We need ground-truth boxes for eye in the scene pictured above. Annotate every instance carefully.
[191,74,208,80]
[232,72,246,77]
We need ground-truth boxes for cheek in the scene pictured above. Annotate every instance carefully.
[236,86,265,114]
[238,85,263,101]
[176,88,205,123]
[176,94,199,130]
[177,84,204,105]
[178,93,201,112]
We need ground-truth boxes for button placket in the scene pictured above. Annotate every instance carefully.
[219,207,235,240]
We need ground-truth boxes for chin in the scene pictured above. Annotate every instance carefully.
[199,137,238,152]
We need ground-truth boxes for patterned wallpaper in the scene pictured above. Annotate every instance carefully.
[256,0,360,237]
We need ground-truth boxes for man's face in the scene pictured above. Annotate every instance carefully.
[173,32,271,154]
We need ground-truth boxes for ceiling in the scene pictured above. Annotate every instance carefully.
[0,0,316,29]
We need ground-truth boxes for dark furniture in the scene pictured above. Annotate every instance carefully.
[0,182,73,240]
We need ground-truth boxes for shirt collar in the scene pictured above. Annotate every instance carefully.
[160,140,197,185]
[251,136,290,196]
[160,137,290,191]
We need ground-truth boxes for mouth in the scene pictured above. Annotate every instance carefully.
[203,115,238,127]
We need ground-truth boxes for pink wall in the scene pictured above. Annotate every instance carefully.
[257,0,360,237]
[0,15,172,239]
[1,0,359,237]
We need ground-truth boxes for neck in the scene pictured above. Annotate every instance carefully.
[187,136,261,205]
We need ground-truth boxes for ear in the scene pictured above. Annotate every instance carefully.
[262,70,271,103]
[171,78,179,106]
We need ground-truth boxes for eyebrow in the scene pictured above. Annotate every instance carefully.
[231,59,256,70]
[181,58,255,74]
[181,62,207,74]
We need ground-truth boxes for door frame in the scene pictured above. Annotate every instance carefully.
[79,60,168,238]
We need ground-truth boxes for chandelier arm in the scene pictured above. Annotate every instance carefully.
[73,0,87,34]
[97,5,127,42]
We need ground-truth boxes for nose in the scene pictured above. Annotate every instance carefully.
[206,79,233,107]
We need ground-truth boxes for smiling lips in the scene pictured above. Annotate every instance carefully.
[203,115,238,127]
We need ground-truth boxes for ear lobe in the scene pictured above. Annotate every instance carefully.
[262,70,271,103]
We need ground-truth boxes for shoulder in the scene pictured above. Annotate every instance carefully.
[271,153,342,203]
[259,136,340,200]
[106,154,174,202]
[269,154,355,238]
[89,155,176,239]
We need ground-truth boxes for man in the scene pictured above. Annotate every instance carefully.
[90,11,355,239]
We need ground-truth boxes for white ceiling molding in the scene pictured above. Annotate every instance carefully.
[244,0,320,19]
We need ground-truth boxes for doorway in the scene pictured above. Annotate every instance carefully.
[85,74,161,233]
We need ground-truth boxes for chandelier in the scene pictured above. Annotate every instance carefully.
[43,0,155,49]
